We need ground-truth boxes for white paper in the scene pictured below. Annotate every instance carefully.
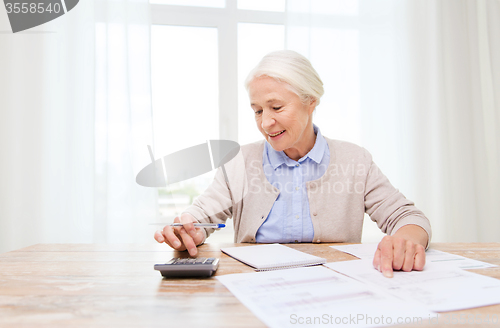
[425,249,497,270]
[330,244,497,270]
[330,244,378,260]
[217,266,435,328]
[326,259,500,312]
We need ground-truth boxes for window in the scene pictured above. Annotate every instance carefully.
[151,25,220,221]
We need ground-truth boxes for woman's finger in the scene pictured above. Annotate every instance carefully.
[401,241,416,272]
[392,238,406,271]
[164,225,184,250]
[179,214,197,239]
[378,236,394,278]
[154,230,165,243]
[413,244,426,271]
[177,226,198,256]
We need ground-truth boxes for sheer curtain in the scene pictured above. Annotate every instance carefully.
[0,0,155,253]
[93,0,156,243]
[285,0,500,242]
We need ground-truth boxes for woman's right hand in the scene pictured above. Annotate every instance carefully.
[154,213,205,256]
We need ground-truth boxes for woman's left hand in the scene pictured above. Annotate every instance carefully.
[373,225,428,278]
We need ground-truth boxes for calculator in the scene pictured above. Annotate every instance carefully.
[154,257,219,278]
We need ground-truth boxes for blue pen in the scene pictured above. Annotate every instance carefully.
[170,223,225,229]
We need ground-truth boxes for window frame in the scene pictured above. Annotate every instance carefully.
[150,2,286,141]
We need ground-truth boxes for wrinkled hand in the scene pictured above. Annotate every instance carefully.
[154,213,205,256]
[373,235,426,278]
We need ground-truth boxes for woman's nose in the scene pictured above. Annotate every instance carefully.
[261,111,275,130]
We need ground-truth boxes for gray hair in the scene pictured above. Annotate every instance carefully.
[245,50,324,106]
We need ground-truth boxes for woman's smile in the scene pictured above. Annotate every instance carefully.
[268,130,286,138]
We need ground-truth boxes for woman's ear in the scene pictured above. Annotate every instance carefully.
[307,97,317,115]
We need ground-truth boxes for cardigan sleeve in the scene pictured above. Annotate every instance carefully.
[363,154,432,245]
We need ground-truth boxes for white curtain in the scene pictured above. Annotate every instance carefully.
[0,0,156,253]
[93,0,156,243]
[285,0,500,242]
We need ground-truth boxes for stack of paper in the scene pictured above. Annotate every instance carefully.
[217,266,435,328]
[217,244,500,327]
[326,259,500,312]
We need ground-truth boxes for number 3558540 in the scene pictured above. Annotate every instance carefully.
[5,2,61,14]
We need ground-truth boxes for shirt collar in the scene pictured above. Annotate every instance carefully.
[265,125,326,169]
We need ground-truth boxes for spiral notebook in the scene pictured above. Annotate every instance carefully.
[221,244,326,271]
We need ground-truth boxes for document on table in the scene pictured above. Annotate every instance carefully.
[425,248,497,269]
[331,244,378,260]
[326,259,500,312]
[330,244,497,270]
[217,266,435,328]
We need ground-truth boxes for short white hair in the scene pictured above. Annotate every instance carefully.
[245,50,324,106]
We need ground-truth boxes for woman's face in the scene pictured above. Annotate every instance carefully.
[248,76,316,160]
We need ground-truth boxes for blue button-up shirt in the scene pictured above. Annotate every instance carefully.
[256,125,330,243]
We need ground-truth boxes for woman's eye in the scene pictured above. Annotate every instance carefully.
[254,110,263,115]
[273,106,282,110]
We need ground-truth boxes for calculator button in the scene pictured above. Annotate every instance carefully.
[195,258,206,264]
[205,259,214,264]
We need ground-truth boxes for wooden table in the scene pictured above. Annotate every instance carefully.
[1,243,500,327]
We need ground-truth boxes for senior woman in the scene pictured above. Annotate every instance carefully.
[155,50,431,278]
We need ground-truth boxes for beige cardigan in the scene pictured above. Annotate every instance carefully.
[184,138,431,244]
